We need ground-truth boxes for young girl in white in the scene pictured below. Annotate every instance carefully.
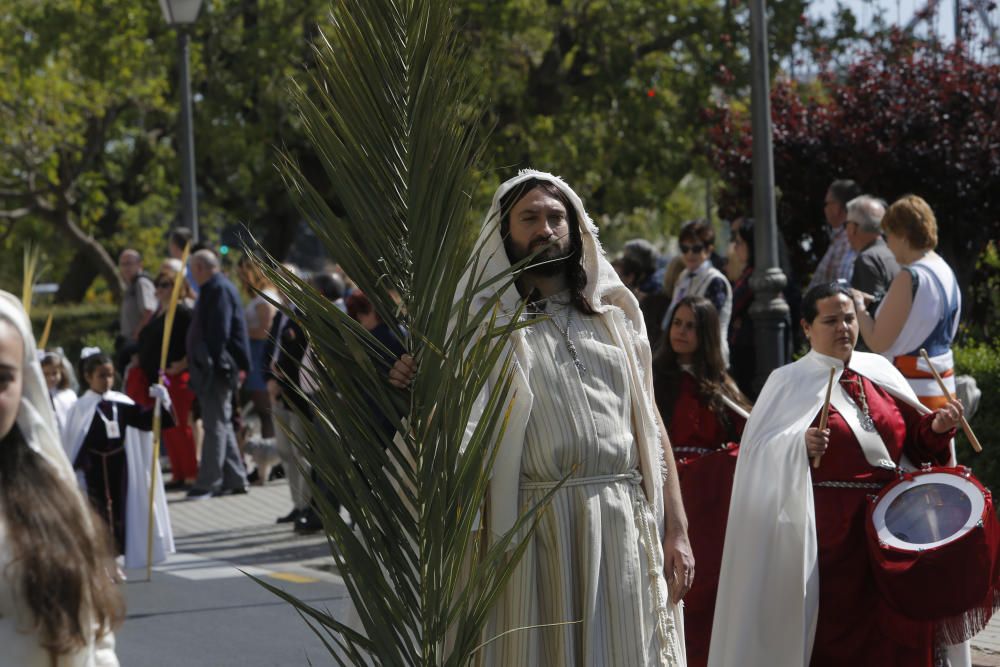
[62,350,175,572]
[41,350,78,434]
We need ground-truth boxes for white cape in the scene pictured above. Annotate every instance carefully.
[708,350,932,666]
[63,390,174,570]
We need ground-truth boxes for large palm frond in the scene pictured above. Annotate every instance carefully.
[254,1,550,664]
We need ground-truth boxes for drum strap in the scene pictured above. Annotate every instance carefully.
[828,381,896,469]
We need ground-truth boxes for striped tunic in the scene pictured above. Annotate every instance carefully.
[481,297,683,666]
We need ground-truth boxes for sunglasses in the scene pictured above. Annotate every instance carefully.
[679,243,705,254]
[155,281,173,289]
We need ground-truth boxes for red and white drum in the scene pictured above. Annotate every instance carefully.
[866,465,1000,642]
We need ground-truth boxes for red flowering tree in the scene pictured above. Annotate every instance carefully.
[707,34,1000,328]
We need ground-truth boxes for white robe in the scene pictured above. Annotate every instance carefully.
[62,390,174,570]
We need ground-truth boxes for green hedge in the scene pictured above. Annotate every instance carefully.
[955,339,1000,493]
[29,303,119,366]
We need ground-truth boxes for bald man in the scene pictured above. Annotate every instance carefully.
[185,250,252,499]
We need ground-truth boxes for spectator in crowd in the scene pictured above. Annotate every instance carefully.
[663,219,732,364]
[726,217,756,396]
[346,289,407,433]
[185,249,251,499]
[41,350,78,434]
[613,238,671,340]
[285,271,349,532]
[237,255,279,441]
[652,295,751,667]
[63,350,175,574]
[846,195,898,302]
[853,194,961,410]
[807,179,864,291]
[265,266,313,526]
[115,249,156,370]
[137,260,198,489]
[0,291,123,667]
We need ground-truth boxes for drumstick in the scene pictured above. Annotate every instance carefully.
[812,367,837,469]
[919,348,982,453]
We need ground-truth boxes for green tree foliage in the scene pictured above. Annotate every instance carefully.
[0,0,175,300]
[458,0,807,248]
[1,0,813,301]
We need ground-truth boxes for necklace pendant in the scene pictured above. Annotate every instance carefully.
[565,339,587,373]
[860,412,877,432]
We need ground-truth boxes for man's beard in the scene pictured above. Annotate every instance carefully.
[507,237,574,277]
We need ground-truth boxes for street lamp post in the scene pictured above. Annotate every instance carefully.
[748,0,790,392]
[159,0,204,243]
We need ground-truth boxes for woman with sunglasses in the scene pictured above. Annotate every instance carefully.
[662,219,732,363]
[136,259,198,489]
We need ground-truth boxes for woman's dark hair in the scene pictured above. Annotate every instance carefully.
[678,219,716,249]
[346,290,376,321]
[734,218,755,268]
[79,352,113,384]
[0,425,123,657]
[41,353,70,390]
[653,296,751,437]
[499,178,596,316]
[802,282,854,323]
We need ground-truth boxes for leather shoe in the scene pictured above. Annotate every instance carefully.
[164,479,191,491]
[185,488,213,501]
[294,508,323,534]
[212,486,249,497]
[277,508,302,524]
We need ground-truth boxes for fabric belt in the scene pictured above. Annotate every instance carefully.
[673,446,715,456]
[814,480,886,490]
[520,470,642,490]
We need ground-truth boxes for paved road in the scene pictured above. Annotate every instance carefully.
[113,477,1000,666]
[116,482,351,667]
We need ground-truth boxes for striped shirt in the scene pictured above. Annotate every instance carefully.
[808,225,857,290]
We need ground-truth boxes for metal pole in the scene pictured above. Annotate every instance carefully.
[955,0,961,45]
[748,0,789,393]
[178,29,199,242]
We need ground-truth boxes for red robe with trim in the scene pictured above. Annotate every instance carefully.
[809,367,952,667]
[667,373,746,667]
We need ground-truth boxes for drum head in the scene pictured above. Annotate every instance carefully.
[873,472,986,551]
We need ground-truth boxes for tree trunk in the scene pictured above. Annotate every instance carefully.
[51,207,124,301]
[55,250,101,303]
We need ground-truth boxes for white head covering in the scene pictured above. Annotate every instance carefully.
[463,169,632,318]
[0,290,77,481]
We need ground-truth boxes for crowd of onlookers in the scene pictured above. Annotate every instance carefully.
[39,228,383,537]
[613,179,962,411]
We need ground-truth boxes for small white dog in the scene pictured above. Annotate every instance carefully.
[239,400,281,483]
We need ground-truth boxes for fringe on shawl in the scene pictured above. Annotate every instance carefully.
[936,581,1000,645]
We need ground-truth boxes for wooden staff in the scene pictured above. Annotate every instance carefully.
[146,243,191,580]
[37,312,54,350]
[812,367,837,469]
[919,348,982,453]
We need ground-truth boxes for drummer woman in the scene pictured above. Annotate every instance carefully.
[652,295,751,667]
[710,282,964,667]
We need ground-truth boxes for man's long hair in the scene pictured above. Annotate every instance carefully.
[652,296,751,439]
[498,178,596,315]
